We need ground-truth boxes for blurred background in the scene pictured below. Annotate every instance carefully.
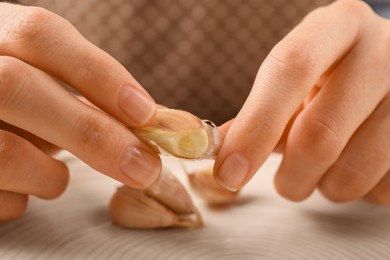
[12,0,387,124]
[368,0,390,17]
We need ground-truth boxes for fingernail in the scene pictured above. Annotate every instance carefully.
[118,86,156,126]
[119,147,161,188]
[216,153,250,191]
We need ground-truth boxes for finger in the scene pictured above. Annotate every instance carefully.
[274,102,306,153]
[214,0,371,191]
[0,3,156,127]
[0,56,161,189]
[219,110,302,154]
[218,119,234,134]
[319,97,390,202]
[0,120,59,155]
[0,130,68,199]
[275,83,324,153]
[0,190,28,222]
[365,170,390,205]
[275,23,390,200]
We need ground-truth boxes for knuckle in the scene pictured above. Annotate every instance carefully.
[320,162,370,202]
[268,41,320,77]
[11,7,55,44]
[292,115,343,162]
[74,114,114,155]
[70,51,100,82]
[339,0,373,18]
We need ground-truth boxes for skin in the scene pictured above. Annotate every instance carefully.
[0,0,388,222]
[214,0,390,205]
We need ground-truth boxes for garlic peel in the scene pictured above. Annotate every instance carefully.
[146,166,196,215]
[109,186,178,229]
[109,167,203,229]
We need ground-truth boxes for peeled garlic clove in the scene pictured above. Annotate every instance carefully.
[146,166,196,215]
[188,166,239,206]
[133,108,223,159]
[109,186,201,229]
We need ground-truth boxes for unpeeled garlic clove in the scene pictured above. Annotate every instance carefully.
[146,166,196,215]
[188,165,239,206]
[132,108,223,159]
[109,167,202,229]
[109,186,181,229]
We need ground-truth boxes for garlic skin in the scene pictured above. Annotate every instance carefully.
[133,109,223,159]
[146,166,196,215]
[109,167,202,229]
[188,166,239,206]
[109,186,181,229]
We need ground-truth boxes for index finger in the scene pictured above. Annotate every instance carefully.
[214,0,366,191]
[0,3,155,127]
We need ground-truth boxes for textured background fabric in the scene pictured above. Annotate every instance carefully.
[16,0,334,123]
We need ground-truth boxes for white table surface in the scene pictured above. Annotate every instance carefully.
[0,152,389,260]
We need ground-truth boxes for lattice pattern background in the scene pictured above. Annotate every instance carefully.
[18,0,332,124]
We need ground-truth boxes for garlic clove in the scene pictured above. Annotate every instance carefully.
[109,186,177,228]
[109,186,202,229]
[188,165,239,206]
[133,109,223,159]
[146,166,196,215]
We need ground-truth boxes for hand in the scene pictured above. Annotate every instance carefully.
[0,3,161,221]
[215,0,390,205]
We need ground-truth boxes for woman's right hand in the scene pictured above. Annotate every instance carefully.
[0,3,161,222]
